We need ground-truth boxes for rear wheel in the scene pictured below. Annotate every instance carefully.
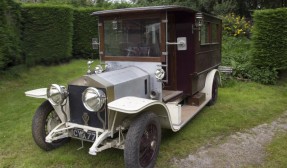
[207,74,219,106]
[32,100,69,151]
[124,113,161,168]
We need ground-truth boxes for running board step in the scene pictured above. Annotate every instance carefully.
[188,92,206,106]
[172,98,211,131]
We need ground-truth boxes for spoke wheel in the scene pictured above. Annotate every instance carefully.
[124,113,161,168]
[32,100,70,151]
[139,123,158,167]
[46,110,61,133]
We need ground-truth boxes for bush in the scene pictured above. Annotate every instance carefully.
[221,13,251,38]
[222,35,278,84]
[248,66,278,85]
[222,35,251,66]
[22,4,73,66]
[73,8,101,59]
[0,0,22,70]
[252,8,287,70]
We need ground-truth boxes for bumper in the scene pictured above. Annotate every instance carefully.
[45,122,120,155]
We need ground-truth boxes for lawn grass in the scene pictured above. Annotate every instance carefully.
[263,133,287,168]
[1,59,287,167]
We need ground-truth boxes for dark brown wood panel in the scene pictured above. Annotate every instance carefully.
[175,12,195,94]
[191,13,221,95]
[195,44,221,73]
[164,13,177,90]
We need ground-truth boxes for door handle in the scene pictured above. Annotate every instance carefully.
[166,37,187,51]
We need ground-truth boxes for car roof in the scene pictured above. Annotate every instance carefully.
[91,5,197,16]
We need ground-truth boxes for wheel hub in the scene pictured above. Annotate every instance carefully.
[151,140,156,150]
[46,111,61,133]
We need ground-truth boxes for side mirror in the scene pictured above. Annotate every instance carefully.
[92,38,99,50]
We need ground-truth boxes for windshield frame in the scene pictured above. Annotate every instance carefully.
[99,13,166,62]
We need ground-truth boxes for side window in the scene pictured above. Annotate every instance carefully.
[200,22,209,44]
[200,22,219,45]
[211,24,218,43]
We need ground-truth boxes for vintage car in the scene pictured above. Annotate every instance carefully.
[25,5,221,168]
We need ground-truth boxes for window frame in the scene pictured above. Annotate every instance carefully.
[99,13,166,62]
[200,21,220,46]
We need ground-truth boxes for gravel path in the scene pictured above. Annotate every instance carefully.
[172,112,287,168]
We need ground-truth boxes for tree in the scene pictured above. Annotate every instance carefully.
[135,0,286,17]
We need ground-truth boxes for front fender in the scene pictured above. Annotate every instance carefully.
[108,96,176,131]
[25,88,69,123]
[108,96,160,114]
[25,88,47,99]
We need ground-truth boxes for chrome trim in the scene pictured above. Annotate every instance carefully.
[82,87,106,112]
[47,84,68,106]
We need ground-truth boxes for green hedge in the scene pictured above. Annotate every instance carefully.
[0,0,21,70]
[252,8,287,70]
[73,8,101,59]
[22,4,73,66]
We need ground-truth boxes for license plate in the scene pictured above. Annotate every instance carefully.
[72,129,97,142]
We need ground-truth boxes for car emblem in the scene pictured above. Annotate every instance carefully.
[82,113,89,126]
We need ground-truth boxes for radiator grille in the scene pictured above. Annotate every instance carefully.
[68,85,107,128]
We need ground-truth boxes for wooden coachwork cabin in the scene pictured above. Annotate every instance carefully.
[92,6,221,103]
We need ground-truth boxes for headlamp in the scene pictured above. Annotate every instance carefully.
[82,87,106,112]
[47,84,68,105]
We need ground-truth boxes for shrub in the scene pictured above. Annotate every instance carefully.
[248,66,278,85]
[222,35,278,84]
[222,35,251,66]
[252,8,287,70]
[0,0,22,70]
[222,11,282,84]
[73,8,101,59]
[22,4,73,66]
[221,13,251,38]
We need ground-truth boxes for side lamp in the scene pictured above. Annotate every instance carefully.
[192,12,204,34]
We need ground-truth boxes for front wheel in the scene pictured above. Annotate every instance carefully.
[32,100,70,151]
[124,113,161,168]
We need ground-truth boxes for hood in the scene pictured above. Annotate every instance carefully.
[69,66,150,101]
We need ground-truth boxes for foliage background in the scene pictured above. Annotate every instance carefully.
[73,8,100,59]
[220,8,287,84]
[0,0,22,70]
[135,0,287,16]
[21,4,74,66]
[1,0,287,84]
[252,8,287,70]
[222,13,251,38]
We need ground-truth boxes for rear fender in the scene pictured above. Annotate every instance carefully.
[202,69,220,100]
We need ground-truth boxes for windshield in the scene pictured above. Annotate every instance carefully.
[104,18,161,57]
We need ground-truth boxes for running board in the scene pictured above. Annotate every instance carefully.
[171,98,210,131]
